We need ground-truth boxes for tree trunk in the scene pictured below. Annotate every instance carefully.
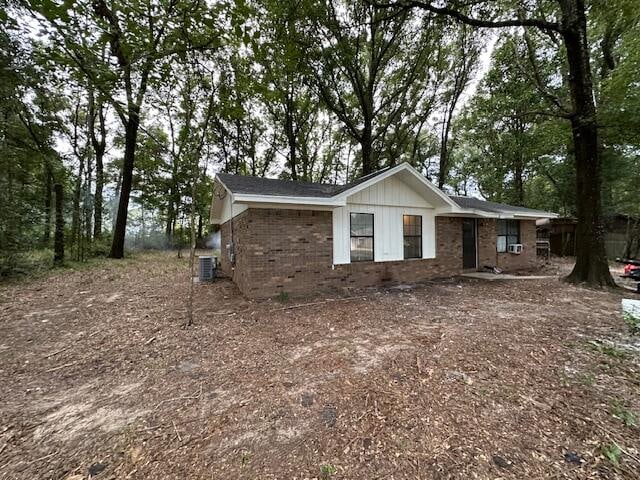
[109,113,140,259]
[513,152,525,206]
[43,162,52,246]
[53,183,64,265]
[71,157,84,248]
[560,0,615,286]
[186,175,197,327]
[285,94,298,180]
[84,152,93,244]
[438,107,455,189]
[166,170,178,247]
[361,116,374,176]
[90,94,106,240]
[94,149,104,239]
[437,141,448,189]
[165,204,174,238]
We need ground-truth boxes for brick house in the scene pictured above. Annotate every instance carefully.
[210,163,556,298]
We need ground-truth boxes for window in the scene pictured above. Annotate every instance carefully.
[497,220,520,252]
[403,215,422,259]
[350,213,374,262]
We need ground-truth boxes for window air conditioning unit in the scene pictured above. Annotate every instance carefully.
[508,244,524,255]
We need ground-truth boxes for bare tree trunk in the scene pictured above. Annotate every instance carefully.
[43,162,52,246]
[186,178,197,327]
[89,90,106,240]
[84,149,93,245]
[438,103,456,189]
[109,112,140,259]
[513,150,525,206]
[284,92,298,180]
[560,0,615,286]
[53,183,64,266]
[361,119,374,176]
[71,157,84,252]
[94,149,104,239]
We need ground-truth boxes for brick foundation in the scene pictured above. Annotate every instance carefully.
[219,209,537,298]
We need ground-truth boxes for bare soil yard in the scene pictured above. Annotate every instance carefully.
[0,252,639,479]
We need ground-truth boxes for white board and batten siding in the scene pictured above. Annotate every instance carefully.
[332,175,436,265]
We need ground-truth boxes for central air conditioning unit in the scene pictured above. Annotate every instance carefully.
[198,255,217,281]
[508,244,524,255]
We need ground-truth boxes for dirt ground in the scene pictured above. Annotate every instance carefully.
[0,252,639,479]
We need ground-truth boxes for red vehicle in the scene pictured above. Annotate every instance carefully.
[618,258,640,292]
[624,263,640,277]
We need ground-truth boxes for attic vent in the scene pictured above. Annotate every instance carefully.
[199,256,216,281]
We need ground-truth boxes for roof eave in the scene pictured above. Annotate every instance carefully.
[437,208,558,219]
[233,193,345,207]
[210,176,235,225]
[510,212,559,220]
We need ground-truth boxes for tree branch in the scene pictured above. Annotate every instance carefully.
[366,0,562,33]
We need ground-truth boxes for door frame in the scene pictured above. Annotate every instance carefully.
[462,218,478,270]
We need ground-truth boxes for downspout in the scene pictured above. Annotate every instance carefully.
[230,193,236,268]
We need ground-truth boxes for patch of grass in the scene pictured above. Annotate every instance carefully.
[612,402,637,427]
[587,340,627,359]
[240,450,251,466]
[0,250,181,286]
[320,464,337,478]
[602,442,622,467]
[579,372,596,386]
[622,312,640,335]
[276,291,290,303]
[396,437,410,450]
[0,249,54,280]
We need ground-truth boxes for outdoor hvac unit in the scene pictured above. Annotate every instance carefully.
[198,255,217,281]
[508,244,524,255]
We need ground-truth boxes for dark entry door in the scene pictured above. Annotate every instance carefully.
[462,219,477,269]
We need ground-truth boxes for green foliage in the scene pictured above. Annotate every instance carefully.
[2,0,639,281]
[240,450,251,466]
[587,340,628,359]
[452,1,640,225]
[297,0,479,175]
[277,291,289,303]
[0,22,72,275]
[452,33,572,211]
[602,442,622,467]
[622,312,640,335]
[319,464,337,478]
[611,401,637,427]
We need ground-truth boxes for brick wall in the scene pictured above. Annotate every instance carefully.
[219,209,537,298]
[477,219,537,270]
[219,209,334,297]
[331,216,464,289]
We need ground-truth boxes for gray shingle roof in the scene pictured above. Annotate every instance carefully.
[216,166,393,198]
[216,173,339,197]
[216,169,553,216]
[449,195,551,216]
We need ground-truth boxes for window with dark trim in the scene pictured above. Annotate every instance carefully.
[403,215,422,259]
[497,219,520,252]
[350,213,374,262]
